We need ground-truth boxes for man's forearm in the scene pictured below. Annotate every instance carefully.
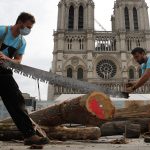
[0,52,22,64]
[134,74,150,89]
[5,56,21,64]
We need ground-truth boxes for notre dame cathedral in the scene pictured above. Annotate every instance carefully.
[47,0,150,100]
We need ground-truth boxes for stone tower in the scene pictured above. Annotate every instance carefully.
[48,0,150,100]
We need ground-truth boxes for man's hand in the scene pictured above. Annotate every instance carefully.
[125,81,136,93]
[0,52,23,64]
[0,52,7,60]
[0,52,6,65]
[125,86,135,93]
[125,81,136,88]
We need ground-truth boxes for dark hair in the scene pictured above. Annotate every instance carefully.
[131,47,146,55]
[16,12,35,24]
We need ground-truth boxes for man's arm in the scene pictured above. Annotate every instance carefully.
[133,68,150,89]
[126,68,150,93]
[0,52,23,64]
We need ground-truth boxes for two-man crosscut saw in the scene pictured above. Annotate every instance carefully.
[0,60,129,98]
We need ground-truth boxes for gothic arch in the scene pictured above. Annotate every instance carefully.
[67,67,73,78]
[124,7,130,31]
[75,64,86,80]
[78,5,84,30]
[68,5,74,30]
[75,64,86,72]
[128,66,135,79]
[77,0,86,6]
[77,67,84,80]
[65,65,74,78]
[63,56,87,71]
[66,1,76,8]
[133,7,139,30]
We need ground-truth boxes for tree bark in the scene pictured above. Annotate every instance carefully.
[101,121,141,138]
[114,104,150,119]
[44,126,101,140]
[1,92,150,140]
[0,123,101,141]
[30,92,114,126]
[1,92,115,126]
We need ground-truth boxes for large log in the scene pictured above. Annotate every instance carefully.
[44,126,101,140]
[0,120,146,140]
[31,92,114,126]
[114,104,150,119]
[100,118,150,137]
[0,123,101,141]
[1,92,150,139]
[1,92,115,126]
[101,121,141,138]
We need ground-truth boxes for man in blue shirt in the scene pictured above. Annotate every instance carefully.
[0,12,49,145]
[126,47,150,93]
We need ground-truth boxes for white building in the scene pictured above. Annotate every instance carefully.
[48,0,150,100]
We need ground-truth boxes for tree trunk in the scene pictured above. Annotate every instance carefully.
[44,126,101,140]
[101,121,141,138]
[1,92,150,140]
[0,123,23,141]
[0,123,101,141]
[1,92,115,126]
[114,104,150,119]
[31,92,114,126]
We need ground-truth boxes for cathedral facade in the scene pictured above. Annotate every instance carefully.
[48,0,150,100]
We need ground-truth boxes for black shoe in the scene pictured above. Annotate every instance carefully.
[143,132,150,143]
[24,137,50,145]
[144,137,150,143]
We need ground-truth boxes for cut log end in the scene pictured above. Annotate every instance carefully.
[86,92,115,120]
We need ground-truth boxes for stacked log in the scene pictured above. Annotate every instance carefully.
[0,92,150,141]
[0,92,113,141]
[0,122,101,141]
[101,121,141,138]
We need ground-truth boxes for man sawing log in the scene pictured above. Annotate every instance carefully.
[126,47,150,93]
[0,12,49,145]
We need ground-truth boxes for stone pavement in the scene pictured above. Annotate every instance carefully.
[0,136,150,150]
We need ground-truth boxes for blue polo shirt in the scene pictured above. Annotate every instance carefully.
[0,26,26,58]
[141,57,150,74]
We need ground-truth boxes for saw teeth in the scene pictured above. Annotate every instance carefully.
[0,59,129,98]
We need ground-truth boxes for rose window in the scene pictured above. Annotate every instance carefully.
[96,59,117,79]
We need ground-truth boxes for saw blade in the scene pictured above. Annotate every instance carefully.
[0,60,129,98]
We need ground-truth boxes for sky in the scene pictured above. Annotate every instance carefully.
[0,0,150,100]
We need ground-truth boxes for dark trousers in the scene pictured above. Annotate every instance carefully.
[0,67,36,138]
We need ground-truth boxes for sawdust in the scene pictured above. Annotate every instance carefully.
[110,138,128,144]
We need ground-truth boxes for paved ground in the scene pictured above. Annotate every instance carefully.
[0,136,150,150]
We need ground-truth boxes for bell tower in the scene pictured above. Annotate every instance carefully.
[112,0,150,32]
[57,0,94,31]
[48,0,95,100]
